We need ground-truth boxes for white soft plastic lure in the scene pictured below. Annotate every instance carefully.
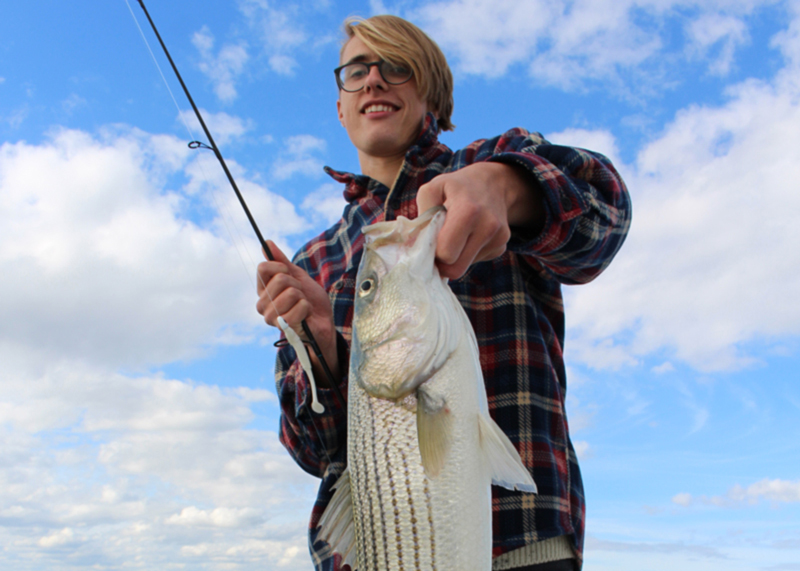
[278,316,324,414]
[318,207,536,571]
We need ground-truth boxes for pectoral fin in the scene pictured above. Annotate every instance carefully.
[478,413,538,493]
[317,469,356,567]
[417,388,452,479]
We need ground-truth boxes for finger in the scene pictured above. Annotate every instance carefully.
[268,239,319,285]
[437,232,481,279]
[416,177,446,217]
[271,291,311,330]
[256,270,301,316]
[265,271,303,306]
[474,226,510,263]
[437,216,509,279]
[260,284,306,327]
[435,217,471,267]
[434,198,482,265]
[263,240,294,265]
[256,260,289,294]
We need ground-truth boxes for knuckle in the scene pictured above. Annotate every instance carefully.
[438,247,459,266]
[491,243,507,259]
[498,224,511,243]
[272,272,294,290]
[461,200,481,218]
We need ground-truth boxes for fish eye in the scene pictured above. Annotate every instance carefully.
[358,278,375,297]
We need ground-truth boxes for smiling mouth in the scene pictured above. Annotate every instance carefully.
[362,104,399,114]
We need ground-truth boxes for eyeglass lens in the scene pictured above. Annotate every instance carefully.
[337,61,412,91]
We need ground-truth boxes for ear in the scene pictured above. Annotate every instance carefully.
[337,98,345,127]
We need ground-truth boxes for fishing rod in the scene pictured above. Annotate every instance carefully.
[133,0,344,411]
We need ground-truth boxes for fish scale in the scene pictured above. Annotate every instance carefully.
[350,383,438,571]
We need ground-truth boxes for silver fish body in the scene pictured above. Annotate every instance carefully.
[319,208,536,571]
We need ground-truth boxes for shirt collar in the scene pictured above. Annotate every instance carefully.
[325,112,441,202]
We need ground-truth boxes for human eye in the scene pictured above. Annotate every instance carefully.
[382,61,411,81]
[345,64,368,80]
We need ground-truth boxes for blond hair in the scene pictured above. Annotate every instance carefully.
[341,15,455,132]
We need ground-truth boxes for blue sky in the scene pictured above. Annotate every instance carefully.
[1,0,799,570]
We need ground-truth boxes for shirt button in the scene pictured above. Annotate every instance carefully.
[560,195,572,211]
[333,280,344,290]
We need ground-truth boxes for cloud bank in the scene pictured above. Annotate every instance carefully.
[0,122,319,569]
[549,9,800,372]
[673,478,800,507]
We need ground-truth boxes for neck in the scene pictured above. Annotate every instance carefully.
[358,151,406,189]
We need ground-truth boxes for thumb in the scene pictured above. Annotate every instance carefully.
[265,240,311,282]
[264,240,293,265]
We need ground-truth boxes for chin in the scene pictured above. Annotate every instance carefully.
[360,131,417,158]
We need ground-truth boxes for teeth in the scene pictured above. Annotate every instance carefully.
[364,104,396,114]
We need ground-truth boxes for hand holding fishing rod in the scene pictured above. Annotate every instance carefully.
[134,0,343,409]
[256,241,341,386]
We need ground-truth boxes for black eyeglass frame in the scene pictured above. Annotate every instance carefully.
[333,60,413,92]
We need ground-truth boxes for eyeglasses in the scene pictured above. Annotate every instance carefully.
[334,60,413,92]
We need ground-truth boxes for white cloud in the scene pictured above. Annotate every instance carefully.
[38,528,77,548]
[181,151,311,264]
[61,93,87,116]
[413,0,564,78]
[559,24,800,372]
[238,0,309,76]
[300,182,346,226]
[572,440,592,460]
[165,506,262,528]
[177,108,254,146]
[410,0,773,90]
[673,479,800,507]
[272,134,327,180]
[3,104,29,129]
[193,26,249,103]
[269,54,297,75]
[671,492,693,506]
[0,121,310,391]
[0,354,318,570]
[730,478,800,503]
[686,13,750,76]
[547,127,623,168]
[772,0,800,70]
[586,535,728,561]
[0,121,324,568]
[0,126,280,370]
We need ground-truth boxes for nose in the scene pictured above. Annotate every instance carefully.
[363,64,387,92]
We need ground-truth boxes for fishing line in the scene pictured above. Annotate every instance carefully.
[125,0,344,414]
[124,0,257,285]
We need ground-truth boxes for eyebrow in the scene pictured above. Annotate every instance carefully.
[342,53,377,66]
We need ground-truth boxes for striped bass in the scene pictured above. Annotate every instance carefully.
[318,206,537,571]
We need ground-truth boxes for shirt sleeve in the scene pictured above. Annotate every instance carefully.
[474,128,632,285]
[275,331,349,478]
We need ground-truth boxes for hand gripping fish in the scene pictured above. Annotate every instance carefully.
[318,207,537,571]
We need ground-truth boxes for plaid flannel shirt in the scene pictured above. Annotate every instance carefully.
[276,114,631,569]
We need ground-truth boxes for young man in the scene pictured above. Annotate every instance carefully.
[256,15,631,571]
